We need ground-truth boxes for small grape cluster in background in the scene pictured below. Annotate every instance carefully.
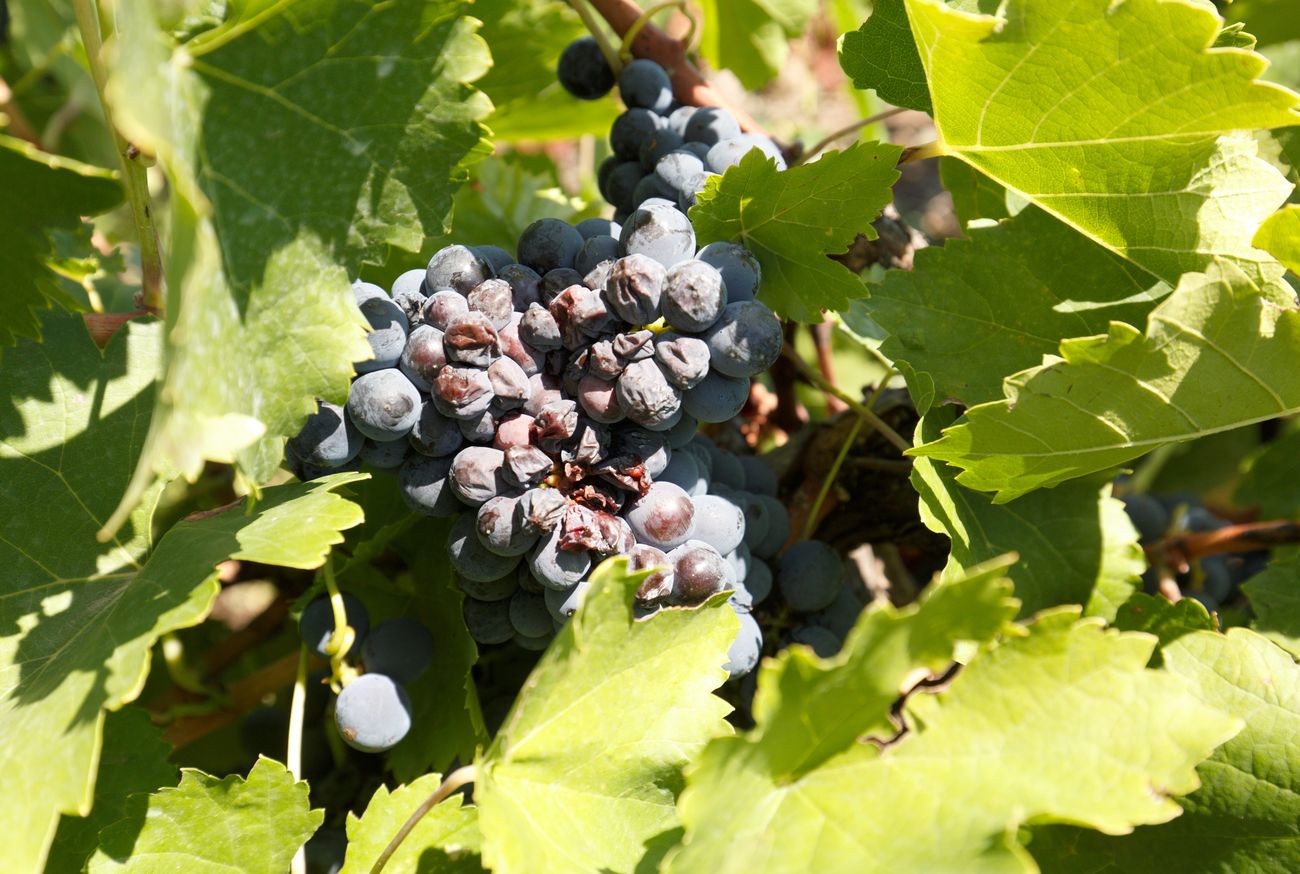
[297,594,434,752]
[1121,492,1269,614]
[557,36,786,218]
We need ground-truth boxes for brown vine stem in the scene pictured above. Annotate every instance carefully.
[783,349,911,453]
[795,107,909,166]
[369,765,478,874]
[584,0,766,134]
[71,0,165,314]
[0,77,42,146]
[160,651,309,747]
[810,322,847,415]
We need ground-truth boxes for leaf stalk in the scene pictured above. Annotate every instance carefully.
[369,765,478,874]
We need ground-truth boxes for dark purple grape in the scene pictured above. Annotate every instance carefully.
[409,401,463,457]
[631,543,674,603]
[662,260,727,331]
[390,269,428,318]
[518,218,585,273]
[696,242,760,303]
[725,611,762,676]
[575,235,620,276]
[475,245,515,273]
[619,202,696,268]
[354,280,387,306]
[529,528,591,590]
[518,488,568,535]
[610,109,664,161]
[497,313,545,377]
[607,161,646,213]
[577,373,625,424]
[532,399,580,454]
[427,245,493,295]
[459,409,499,444]
[624,481,695,549]
[616,360,682,428]
[576,217,622,240]
[290,401,363,469]
[653,332,711,389]
[738,456,778,496]
[691,493,746,555]
[557,37,615,100]
[420,289,470,331]
[777,540,842,612]
[682,369,749,423]
[640,127,685,170]
[449,446,510,507]
[665,412,699,448]
[335,674,411,752]
[509,589,553,638]
[524,373,564,416]
[399,454,460,516]
[658,448,706,495]
[497,263,544,310]
[477,495,540,556]
[559,503,630,555]
[463,596,515,644]
[619,58,673,112]
[705,134,785,174]
[614,427,671,478]
[752,495,790,559]
[399,324,446,390]
[487,357,531,410]
[706,445,747,490]
[468,278,514,329]
[432,365,494,420]
[361,618,434,683]
[605,254,665,325]
[684,107,741,146]
[493,412,535,450]
[632,173,675,209]
[503,445,554,489]
[702,300,783,378]
[667,105,697,135]
[544,580,590,621]
[454,569,518,602]
[549,284,616,348]
[443,311,501,367]
[746,557,773,603]
[360,437,409,469]
[655,149,706,191]
[448,513,521,581]
[668,540,728,603]
[347,370,422,442]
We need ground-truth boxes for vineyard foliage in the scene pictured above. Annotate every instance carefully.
[2,0,1299,872]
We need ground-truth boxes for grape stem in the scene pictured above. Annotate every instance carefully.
[287,645,309,874]
[0,77,42,146]
[321,557,359,689]
[803,417,864,540]
[794,107,909,166]
[782,349,911,452]
[369,765,478,874]
[71,0,165,314]
[810,321,847,415]
[582,0,767,134]
[620,0,697,62]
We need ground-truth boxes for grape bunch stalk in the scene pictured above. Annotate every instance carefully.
[557,37,786,218]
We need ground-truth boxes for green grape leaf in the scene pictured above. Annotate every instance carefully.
[915,265,1300,502]
[0,310,364,873]
[475,0,619,140]
[864,207,1170,413]
[441,156,589,253]
[1236,430,1300,519]
[746,562,1017,778]
[690,144,902,321]
[939,155,1012,225]
[1032,629,1300,874]
[913,411,1143,620]
[88,757,322,873]
[1113,593,1217,664]
[99,0,492,530]
[476,558,736,874]
[1254,204,1300,273]
[1242,549,1300,658]
[698,0,819,89]
[0,135,121,352]
[666,609,1241,874]
[1226,0,1300,47]
[908,0,1300,284]
[838,0,931,113]
[341,773,482,874]
[45,708,178,874]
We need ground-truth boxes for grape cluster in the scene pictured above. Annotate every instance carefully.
[1122,493,1267,613]
[556,38,785,219]
[287,206,829,674]
[297,594,434,752]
